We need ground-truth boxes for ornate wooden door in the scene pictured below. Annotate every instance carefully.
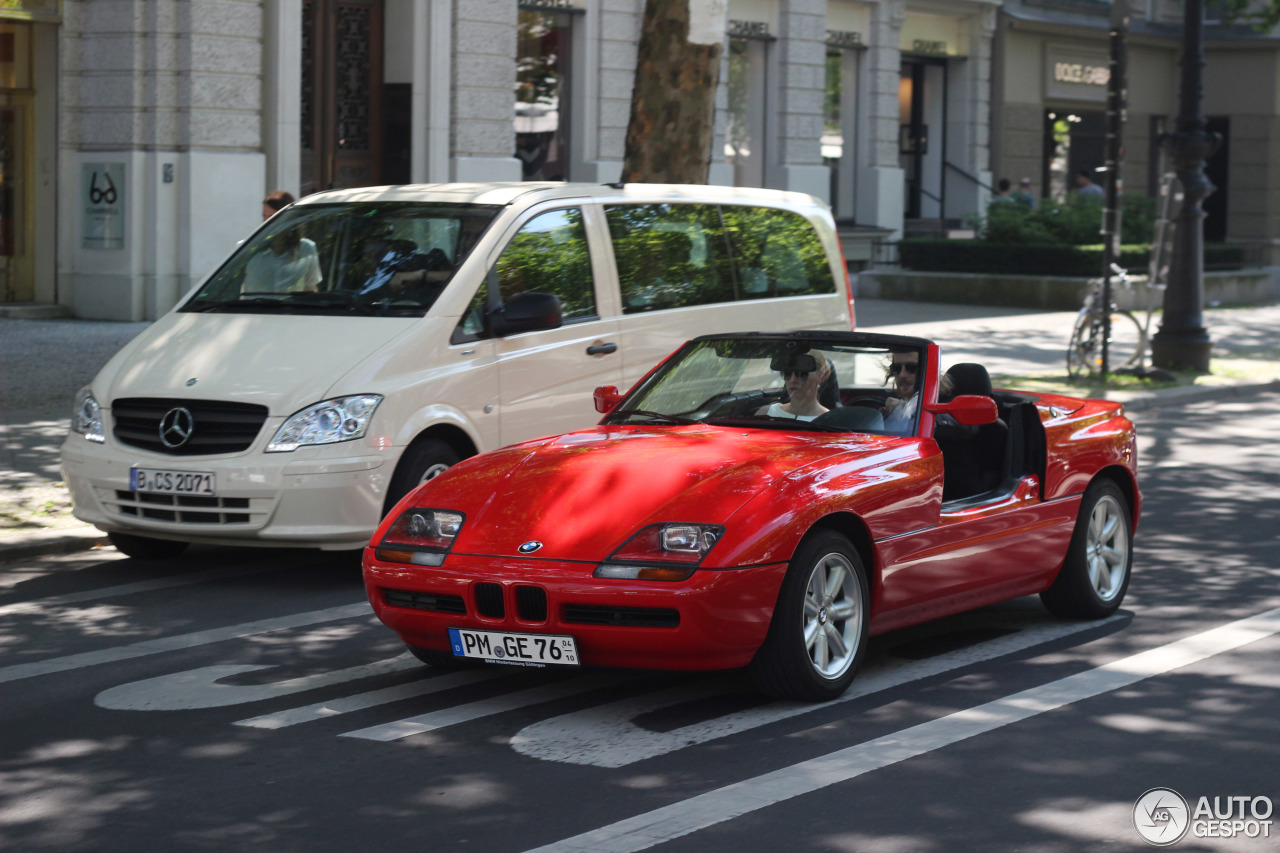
[301,0,384,195]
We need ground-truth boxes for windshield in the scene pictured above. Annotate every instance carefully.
[182,202,500,317]
[604,337,926,436]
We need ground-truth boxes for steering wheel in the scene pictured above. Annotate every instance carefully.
[844,396,885,409]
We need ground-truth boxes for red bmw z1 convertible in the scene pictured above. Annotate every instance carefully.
[363,331,1139,702]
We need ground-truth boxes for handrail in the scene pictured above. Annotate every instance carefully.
[918,185,942,204]
[944,161,994,194]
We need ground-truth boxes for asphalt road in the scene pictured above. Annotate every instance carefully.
[2,392,1278,852]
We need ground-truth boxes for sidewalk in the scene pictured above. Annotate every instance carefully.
[3,302,1279,558]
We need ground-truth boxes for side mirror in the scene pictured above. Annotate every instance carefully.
[923,394,998,426]
[593,385,623,414]
[487,292,563,337]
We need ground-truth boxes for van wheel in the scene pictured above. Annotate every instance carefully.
[107,532,190,560]
[384,439,461,514]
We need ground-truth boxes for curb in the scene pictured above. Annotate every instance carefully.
[0,527,110,562]
[1,379,1275,562]
[1102,378,1280,413]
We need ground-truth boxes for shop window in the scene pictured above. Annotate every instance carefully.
[727,37,768,187]
[516,9,573,181]
[824,46,860,222]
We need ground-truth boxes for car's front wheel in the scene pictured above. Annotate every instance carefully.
[384,438,462,515]
[750,529,869,702]
[107,531,190,560]
[1040,478,1132,618]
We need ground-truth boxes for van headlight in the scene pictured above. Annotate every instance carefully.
[266,395,382,452]
[72,387,105,443]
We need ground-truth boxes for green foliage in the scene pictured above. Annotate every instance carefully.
[975,194,1158,247]
[898,240,1245,276]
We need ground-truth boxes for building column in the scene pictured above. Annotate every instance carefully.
[857,0,905,234]
[768,0,830,201]
[451,0,520,182]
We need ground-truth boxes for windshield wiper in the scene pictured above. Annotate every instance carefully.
[607,409,699,425]
[193,297,294,313]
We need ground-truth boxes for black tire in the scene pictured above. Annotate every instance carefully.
[1066,310,1145,377]
[750,529,870,702]
[407,645,476,669]
[107,531,190,560]
[1041,479,1132,619]
[384,438,462,515]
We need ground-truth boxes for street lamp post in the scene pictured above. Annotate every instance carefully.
[1150,0,1219,372]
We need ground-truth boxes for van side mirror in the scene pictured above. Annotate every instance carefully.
[593,385,623,414]
[487,292,563,337]
[923,395,998,426]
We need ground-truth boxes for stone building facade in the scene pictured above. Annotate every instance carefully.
[5,0,1270,320]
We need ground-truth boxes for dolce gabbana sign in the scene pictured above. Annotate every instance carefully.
[1046,44,1110,102]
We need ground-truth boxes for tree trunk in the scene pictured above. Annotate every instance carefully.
[621,0,725,184]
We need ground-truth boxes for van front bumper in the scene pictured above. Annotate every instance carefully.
[61,434,392,550]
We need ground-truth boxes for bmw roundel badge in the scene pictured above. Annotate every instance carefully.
[518,541,543,554]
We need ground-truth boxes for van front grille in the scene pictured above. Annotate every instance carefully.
[112,490,254,524]
[113,398,268,456]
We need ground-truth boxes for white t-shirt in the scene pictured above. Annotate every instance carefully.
[882,394,917,435]
[243,238,322,293]
[763,402,820,422]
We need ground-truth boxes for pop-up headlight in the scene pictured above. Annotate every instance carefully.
[594,523,724,581]
[374,508,465,567]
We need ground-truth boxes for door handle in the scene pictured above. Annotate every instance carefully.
[586,342,618,356]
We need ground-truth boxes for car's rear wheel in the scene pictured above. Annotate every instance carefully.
[750,529,869,702]
[107,531,190,560]
[1041,479,1132,618]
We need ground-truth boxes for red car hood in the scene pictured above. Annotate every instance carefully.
[416,425,893,563]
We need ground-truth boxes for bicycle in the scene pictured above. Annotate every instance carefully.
[1065,264,1152,377]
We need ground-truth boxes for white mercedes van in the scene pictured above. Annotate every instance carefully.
[61,183,855,558]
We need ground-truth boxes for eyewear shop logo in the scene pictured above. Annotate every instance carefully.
[1133,788,1273,845]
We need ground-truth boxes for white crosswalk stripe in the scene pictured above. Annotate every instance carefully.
[339,673,631,741]
[235,667,509,729]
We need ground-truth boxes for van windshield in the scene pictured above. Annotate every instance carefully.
[182,202,501,317]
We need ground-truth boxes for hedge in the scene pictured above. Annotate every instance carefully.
[897,241,1245,276]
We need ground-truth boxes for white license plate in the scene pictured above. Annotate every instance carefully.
[448,628,579,667]
[130,467,216,496]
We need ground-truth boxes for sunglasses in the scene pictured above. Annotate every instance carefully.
[888,362,919,375]
[781,370,811,380]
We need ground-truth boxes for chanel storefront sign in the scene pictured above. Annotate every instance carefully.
[1046,44,1111,102]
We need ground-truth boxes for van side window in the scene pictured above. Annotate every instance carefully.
[605,204,737,313]
[495,208,597,321]
[720,207,837,298]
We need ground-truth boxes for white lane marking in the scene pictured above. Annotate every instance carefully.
[235,668,511,729]
[523,605,1280,853]
[512,614,1123,767]
[0,602,370,685]
[341,673,631,741]
[95,653,419,711]
[0,565,269,616]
